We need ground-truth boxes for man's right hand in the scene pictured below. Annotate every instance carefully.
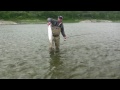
[47,22,51,26]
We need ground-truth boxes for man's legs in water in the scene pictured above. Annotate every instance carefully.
[55,36,60,52]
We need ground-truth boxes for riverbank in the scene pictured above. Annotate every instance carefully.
[79,19,120,23]
[0,20,45,25]
[0,20,17,25]
[0,19,120,25]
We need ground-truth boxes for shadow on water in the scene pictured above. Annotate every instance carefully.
[44,52,65,79]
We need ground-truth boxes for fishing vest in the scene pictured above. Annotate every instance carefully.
[52,26,61,36]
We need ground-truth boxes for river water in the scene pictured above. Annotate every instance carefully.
[0,23,120,79]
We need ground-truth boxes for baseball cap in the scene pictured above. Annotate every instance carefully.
[58,16,63,19]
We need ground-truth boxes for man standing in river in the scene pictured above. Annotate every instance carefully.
[47,16,66,53]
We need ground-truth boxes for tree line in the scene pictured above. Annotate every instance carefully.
[0,11,120,21]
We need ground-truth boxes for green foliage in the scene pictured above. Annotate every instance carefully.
[0,11,120,21]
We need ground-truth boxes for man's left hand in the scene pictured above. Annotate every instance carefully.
[64,36,67,41]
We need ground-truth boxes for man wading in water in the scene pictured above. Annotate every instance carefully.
[47,16,66,53]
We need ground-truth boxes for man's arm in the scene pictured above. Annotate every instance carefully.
[61,24,66,37]
[47,18,52,22]
[47,18,52,25]
[47,18,57,26]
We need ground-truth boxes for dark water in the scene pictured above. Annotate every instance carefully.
[0,23,120,79]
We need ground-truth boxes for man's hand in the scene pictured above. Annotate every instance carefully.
[64,36,67,41]
[47,22,51,26]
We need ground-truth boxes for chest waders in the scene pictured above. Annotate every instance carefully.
[49,26,61,53]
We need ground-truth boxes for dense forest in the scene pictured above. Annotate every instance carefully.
[0,11,120,21]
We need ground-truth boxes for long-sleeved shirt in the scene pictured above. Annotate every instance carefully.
[47,18,66,37]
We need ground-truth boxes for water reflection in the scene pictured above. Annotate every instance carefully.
[45,52,64,79]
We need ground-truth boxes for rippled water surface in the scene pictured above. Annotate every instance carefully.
[0,23,120,79]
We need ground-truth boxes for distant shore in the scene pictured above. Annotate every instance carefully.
[0,19,120,25]
[74,19,120,23]
[0,20,17,25]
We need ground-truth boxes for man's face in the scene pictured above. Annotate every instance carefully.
[58,18,62,22]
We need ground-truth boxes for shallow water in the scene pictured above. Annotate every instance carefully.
[0,23,120,79]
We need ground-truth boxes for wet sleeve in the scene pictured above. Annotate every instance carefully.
[47,18,56,25]
[47,18,52,22]
[61,24,66,37]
